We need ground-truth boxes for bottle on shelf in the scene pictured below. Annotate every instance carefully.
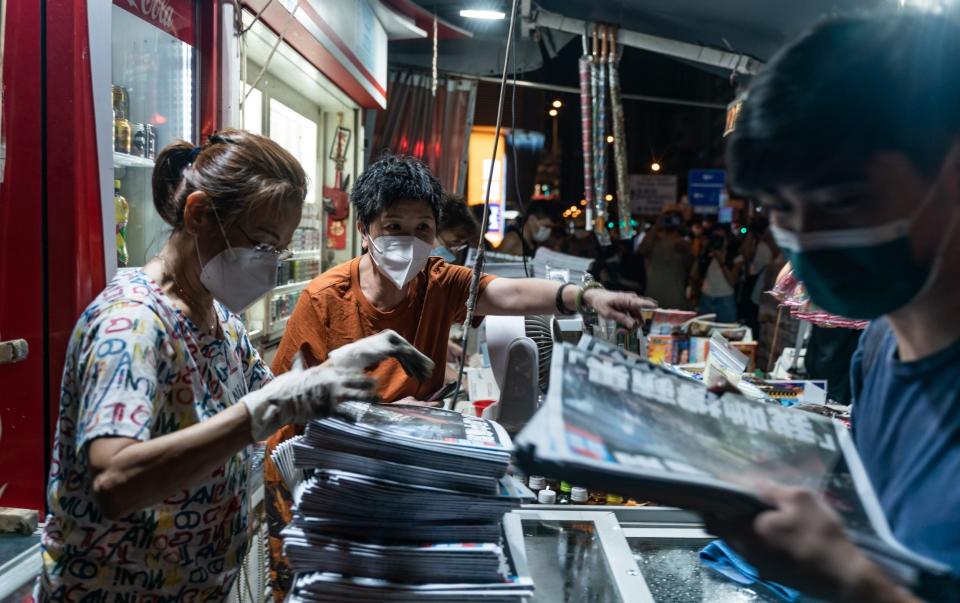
[606,493,624,506]
[570,486,589,505]
[112,85,132,154]
[587,490,607,505]
[527,475,545,500]
[145,124,157,160]
[112,85,128,119]
[131,123,147,157]
[114,117,132,154]
[557,481,572,504]
[537,487,557,505]
[114,180,129,267]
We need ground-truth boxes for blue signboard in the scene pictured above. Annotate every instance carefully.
[688,169,726,207]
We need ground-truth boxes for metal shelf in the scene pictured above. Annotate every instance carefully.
[113,152,155,168]
[271,279,312,296]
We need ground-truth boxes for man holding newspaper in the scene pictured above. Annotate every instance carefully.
[719,11,960,602]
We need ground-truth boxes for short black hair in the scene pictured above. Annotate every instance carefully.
[728,13,960,195]
[350,154,443,228]
[438,194,480,236]
[523,200,561,224]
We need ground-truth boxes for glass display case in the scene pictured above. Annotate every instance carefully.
[518,510,651,602]
[239,11,359,344]
[514,507,787,602]
[240,67,325,341]
[111,4,197,268]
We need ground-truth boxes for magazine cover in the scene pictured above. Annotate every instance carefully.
[516,343,948,581]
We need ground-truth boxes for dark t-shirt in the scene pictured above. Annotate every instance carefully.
[850,319,960,573]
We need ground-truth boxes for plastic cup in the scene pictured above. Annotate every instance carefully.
[473,399,496,417]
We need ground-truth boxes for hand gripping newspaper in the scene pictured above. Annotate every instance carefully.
[516,340,954,596]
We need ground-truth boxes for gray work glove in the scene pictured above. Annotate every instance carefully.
[326,329,434,381]
[241,356,375,441]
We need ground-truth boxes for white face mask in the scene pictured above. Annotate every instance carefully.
[367,235,433,289]
[198,220,281,314]
[532,225,552,243]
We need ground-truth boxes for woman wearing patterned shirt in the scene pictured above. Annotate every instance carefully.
[35,130,394,601]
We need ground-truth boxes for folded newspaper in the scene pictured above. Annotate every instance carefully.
[516,342,950,586]
[300,402,512,479]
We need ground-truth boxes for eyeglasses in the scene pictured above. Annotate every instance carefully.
[238,225,293,261]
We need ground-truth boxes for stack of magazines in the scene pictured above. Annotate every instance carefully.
[516,340,952,591]
[279,402,535,602]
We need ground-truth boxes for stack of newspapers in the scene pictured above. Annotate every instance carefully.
[274,402,535,602]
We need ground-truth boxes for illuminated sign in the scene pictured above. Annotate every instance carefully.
[467,127,507,246]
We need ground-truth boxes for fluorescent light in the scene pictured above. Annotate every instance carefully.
[460,9,506,20]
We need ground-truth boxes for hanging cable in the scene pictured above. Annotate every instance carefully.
[239,0,276,36]
[242,0,301,104]
[510,28,525,216]
[449,0,521,408]
[509,19,531,278]
[239,3,248,124]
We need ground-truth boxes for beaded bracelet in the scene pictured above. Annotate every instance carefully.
[576,281,604,315]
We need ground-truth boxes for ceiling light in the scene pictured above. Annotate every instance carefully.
[604,193,613,201]
[552,100,562,108]
[606,135,614,143]
[460,9,506,20]
[651,162,661,172]
[548,109,558,117]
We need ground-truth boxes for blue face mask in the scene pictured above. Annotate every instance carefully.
[431,245,459,264]
[771,191,957,320]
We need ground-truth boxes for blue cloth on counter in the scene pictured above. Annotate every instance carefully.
[699,539,800,602]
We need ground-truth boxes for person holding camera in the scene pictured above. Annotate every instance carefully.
[690,224,742,322]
